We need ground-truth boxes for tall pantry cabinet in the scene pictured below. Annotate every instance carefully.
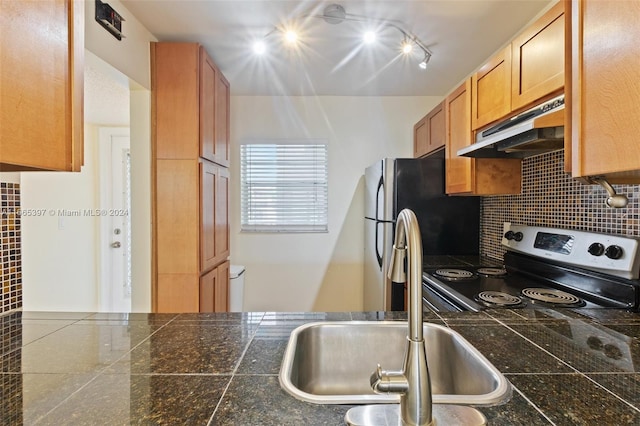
[151,42,230,313]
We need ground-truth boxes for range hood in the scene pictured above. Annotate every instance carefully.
[458,95,565,159]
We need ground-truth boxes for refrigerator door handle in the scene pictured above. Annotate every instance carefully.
[375,175,384,221]
[375,173,385,269]
[375,221,383,268]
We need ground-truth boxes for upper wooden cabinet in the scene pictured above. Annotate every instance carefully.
[566,0,640,183]
[472,1,565,131]
[0,0,84,171]
[153,43,229,166]
[511,1,565,111]
[414,101,445,158]
[471,46,512,131]
[446,80,522,195]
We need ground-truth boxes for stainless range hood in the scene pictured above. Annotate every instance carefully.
[458,95,565,159]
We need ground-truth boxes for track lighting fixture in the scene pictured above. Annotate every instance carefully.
[251,3,433,70]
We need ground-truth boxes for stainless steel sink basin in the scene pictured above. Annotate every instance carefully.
[279,321,511,406]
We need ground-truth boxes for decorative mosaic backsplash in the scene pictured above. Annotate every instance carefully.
[0,312,22,425]
[481,151,640,260]
[1,182,22,314]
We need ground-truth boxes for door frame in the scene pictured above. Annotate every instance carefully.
[98,127,131,312]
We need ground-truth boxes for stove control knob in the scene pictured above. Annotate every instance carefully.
[514,232,524,242]
[504,231,515,241]
[605,245,624,260]
[588,243,605,256]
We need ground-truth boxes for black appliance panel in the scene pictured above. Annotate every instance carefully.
[393,152,480,256]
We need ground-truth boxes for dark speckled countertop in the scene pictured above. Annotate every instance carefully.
[3,308,640,425]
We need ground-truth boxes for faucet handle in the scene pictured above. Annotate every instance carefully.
[370,364,408,394]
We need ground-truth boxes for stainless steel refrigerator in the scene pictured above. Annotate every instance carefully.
[364,151,480,311]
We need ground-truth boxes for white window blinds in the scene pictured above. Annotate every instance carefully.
[241,140,328,233]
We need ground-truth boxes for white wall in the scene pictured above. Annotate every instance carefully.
[230,96,441,312]
[129,91,152,312]
[85,0,156,89]
[22,125,101,311]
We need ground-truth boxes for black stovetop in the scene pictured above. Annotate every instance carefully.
[423,252,640,311]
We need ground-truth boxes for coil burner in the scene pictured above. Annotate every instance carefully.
[476,291,523,307]
[477,267,507,277]
[522,288,584,306]
[434,269,475,281]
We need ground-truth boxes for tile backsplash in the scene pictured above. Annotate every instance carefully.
[1,182,22,314]
[481,151,640,260]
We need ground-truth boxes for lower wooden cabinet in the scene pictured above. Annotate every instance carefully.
[200,261,230,312]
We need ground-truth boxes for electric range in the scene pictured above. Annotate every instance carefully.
[422,223,640,312]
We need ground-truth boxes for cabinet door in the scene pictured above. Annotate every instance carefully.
[426,102,445,154]
[215,167,230,264]
[568,0,640,182]
[413,117,428,158]
[199,47,216,162]
[445,81,473,194]
[511,1,564,111]
[0,0,83,171]
[214,71,231,167]
[414,101,445,158]
[199,261,229,312]
[471,46,512,130]
[199,267,216,312]
[200,161,230,273]
[214,260,230,312]
[200,48,230,166]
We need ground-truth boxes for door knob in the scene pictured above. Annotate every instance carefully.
[111,241,122,248]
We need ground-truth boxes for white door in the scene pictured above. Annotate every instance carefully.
[99,128,132,312]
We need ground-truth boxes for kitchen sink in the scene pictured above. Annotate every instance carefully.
[279,321,511,406]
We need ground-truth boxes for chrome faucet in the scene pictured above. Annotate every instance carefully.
[344,209,487,426]
[370,208,432,425]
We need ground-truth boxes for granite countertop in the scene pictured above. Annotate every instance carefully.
[3,308,640,425]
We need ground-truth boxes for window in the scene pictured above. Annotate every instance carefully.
[241,140,328,233]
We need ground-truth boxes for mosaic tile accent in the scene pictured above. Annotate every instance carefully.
[1,182,22,314]
[0,312,22,425]
[481,151,640,260]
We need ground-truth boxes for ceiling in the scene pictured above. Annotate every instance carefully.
[121,0,552,96]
